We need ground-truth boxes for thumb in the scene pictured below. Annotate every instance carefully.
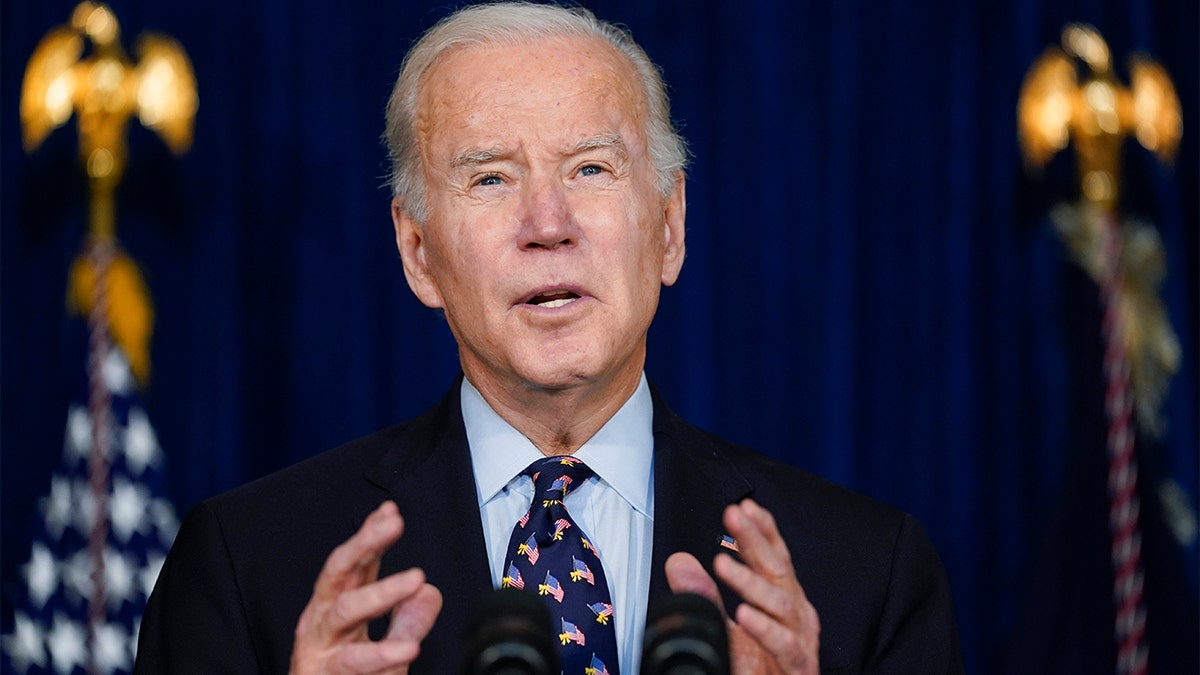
[664,551,728,617]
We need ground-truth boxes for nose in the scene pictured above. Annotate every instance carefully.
[518,175,577,251]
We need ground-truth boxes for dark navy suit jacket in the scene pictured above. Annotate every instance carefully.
[135,382,963,673]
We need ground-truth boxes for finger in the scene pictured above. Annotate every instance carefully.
[326,568,429,634]
[386,583,443,642]
[734,601,820,672]
[314,502,404,602]
[664,551,728,617]
[714,552,813,628]
[329,638,421,674]
[723,500,793,580]
[724,500,790,571]
[719,501,817,624]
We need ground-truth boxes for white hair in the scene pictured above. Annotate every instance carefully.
[383,1,688,223]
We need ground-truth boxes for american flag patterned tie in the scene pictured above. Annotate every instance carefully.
[502,456,619,675]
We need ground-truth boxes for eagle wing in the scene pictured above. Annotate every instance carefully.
[1128,56,1182,165]
[21,27,84,151]
[133,33,198,154]
[1017,47,1076,170]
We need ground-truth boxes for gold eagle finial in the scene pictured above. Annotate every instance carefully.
[21,2,198,387]
[1017,24,1182,437]
[1017,23,1181,208]
[21,1,198,201]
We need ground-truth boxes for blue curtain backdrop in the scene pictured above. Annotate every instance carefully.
[2,1,1196,673]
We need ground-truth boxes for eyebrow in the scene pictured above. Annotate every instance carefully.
[448,133,630,171]
[449,147,505,169]
[571,133,627,160]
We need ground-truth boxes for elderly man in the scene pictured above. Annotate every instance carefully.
[136,3,961,674]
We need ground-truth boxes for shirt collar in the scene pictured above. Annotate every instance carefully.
[462,374,655,517]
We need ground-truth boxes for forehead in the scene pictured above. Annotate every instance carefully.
[414,35,649,159]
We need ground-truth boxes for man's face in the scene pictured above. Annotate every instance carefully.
[394,35,686,397]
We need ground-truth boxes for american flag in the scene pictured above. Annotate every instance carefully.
[570,557,595,585]
[518,510,530,528]
[581,536,598,556]
[586,654,610,675]
[538,572,565,603]
[550,475,573,495]
[1,346,179,674]
[552,518,571,540]
[502,563,524,590]
[720,535,740,552]
[559,619,586,647]
[588,602,613,625]
[518,534,540,565]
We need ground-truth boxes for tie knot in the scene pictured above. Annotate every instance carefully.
[525,456,594,499]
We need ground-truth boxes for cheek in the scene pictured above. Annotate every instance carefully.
[626,208,667,280]
[426,222,510,304]
[423,228,475,299]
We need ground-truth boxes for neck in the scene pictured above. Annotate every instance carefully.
[464,365,643,456]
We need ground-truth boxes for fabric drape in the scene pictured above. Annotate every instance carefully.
[3,1,1195,673]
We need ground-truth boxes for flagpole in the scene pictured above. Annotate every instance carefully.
[1018,24,1182,675]
[84,222,116,675]
[1097,213,1148,675]
[16,2,196,671]
[83,87,121,675]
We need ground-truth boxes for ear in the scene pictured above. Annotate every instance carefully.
[660,173,687,286]
[392,197,445,309]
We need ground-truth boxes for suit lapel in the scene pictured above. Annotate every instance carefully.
[359,380,493,666]
[648,387,754,614]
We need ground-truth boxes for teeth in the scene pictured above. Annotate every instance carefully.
[539,297,576,309]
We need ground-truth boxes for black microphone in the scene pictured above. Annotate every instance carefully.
[461,588,559,675]
[640,593,730,675]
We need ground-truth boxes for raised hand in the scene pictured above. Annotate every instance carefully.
[290,501,443,675]
[665,499,819,674]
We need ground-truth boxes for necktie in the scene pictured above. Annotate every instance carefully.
[502,456,619,675]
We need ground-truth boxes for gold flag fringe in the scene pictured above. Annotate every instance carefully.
[1052,202,1181,438]
[67,245,154,387]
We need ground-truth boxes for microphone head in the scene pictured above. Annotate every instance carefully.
[461,588,558,675]
[641,593,729,675]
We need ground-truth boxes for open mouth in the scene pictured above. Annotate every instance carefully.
[525,290,581,309]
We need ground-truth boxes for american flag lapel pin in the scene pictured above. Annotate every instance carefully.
[719,534,740,553]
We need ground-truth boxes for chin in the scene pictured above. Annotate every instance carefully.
[516,364,597,392]
[514,350,642,397]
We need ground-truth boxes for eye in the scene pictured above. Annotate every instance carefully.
[474,173,503,187]
[578,164,605,177]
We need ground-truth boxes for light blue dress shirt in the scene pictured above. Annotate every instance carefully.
[462,375,655,674]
